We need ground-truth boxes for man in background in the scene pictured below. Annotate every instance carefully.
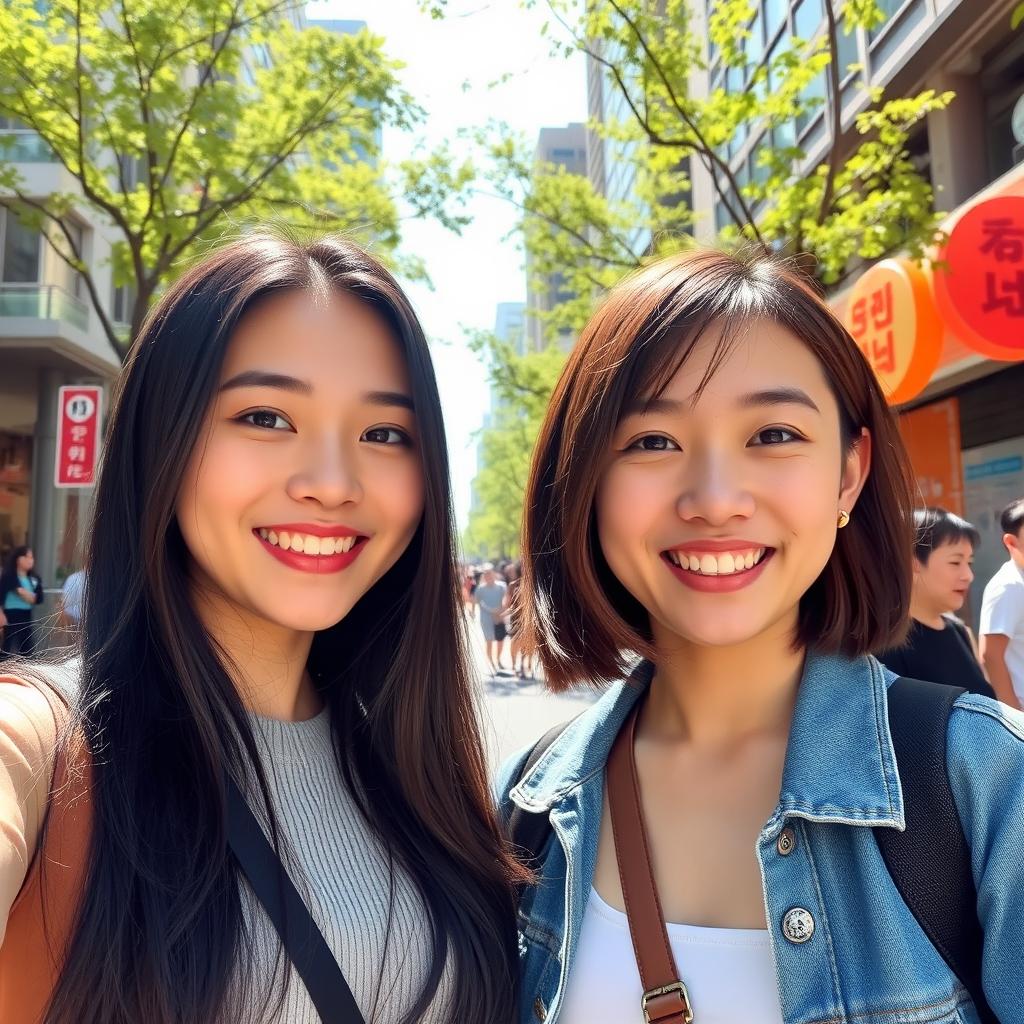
[980,498,1024,710]
[474,563,508,677]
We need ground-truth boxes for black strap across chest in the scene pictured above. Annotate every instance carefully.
[225,775,365,1024]
[507,675,998,1022]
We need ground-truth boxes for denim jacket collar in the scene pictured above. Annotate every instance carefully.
[509,651,904,829]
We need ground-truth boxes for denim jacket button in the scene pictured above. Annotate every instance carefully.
[782,907,816,944]
[777,827,796,856]
[533,996,547,1021]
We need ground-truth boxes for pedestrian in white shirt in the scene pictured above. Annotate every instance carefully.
[980,497,1024,710]
[59,568,86,631]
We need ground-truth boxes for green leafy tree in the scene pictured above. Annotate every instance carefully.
[463,0,955,553]
[462,331,566,559]
[481,0,953,336]
[0,0,472,356]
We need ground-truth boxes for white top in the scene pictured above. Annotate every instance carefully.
[558,888,783,1024]
[980,559,1024,704]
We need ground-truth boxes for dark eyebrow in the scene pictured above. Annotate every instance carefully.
[623,387,820,418]
[364,390,415,412]
[622,396,683,417]
[218,375,414,411]
[219,371,312,395]
[738,387,820,413]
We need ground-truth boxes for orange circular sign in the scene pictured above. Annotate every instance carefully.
[844,258,943,405]
[934,195,1024,362]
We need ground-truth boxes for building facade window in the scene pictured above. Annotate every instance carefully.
[0,210,42,283]
[793,0,822,40]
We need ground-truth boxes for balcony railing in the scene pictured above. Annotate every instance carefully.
[0,131,56,163]
[0,283,89,331]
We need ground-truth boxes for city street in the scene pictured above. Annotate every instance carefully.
[464,612,599,771]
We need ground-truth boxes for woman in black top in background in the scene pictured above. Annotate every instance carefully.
[877,507,995,697]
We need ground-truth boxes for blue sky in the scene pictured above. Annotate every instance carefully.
[305,0,586,528]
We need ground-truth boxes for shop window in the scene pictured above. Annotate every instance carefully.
[1,210,41,283]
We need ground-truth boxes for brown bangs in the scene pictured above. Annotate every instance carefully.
[520,249,915,690]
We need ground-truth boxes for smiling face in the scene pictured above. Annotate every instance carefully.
[595,317,870,652]
[16,550,33,574]
[914,539,975,617]
[175,288,424,635]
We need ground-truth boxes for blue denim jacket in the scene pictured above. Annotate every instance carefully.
[496,652,1024,1024]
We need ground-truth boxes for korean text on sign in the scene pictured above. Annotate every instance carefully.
[54,386,102,488]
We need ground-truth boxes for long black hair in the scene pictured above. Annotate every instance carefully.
[44,234,522,1024]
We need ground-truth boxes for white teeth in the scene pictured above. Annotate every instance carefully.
[667,548,768,576]
[260,530,359,556]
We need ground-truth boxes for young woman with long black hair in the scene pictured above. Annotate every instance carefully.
[499,250,1024,1024]
[0,234,522,1024]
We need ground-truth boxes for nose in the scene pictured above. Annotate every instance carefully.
[675,446,755,526]
[285,434,363,509]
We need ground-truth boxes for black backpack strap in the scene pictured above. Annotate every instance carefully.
[506,720,573,870]
[225,775,365,1024]
[877,677,997,1023]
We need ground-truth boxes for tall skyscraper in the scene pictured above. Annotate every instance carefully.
[525,124,588,351]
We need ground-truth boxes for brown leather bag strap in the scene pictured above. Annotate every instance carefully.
[607,703,694,1024]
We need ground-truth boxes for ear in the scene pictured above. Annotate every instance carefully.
[838,427,871,515]
[1005,532,1019,554]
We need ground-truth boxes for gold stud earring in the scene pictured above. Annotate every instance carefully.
[837,509,851,529]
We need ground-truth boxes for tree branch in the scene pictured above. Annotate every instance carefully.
[818,0,844,223]
[604,0,769,249]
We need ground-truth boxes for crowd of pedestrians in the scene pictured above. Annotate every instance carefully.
[462,559,537,680]
[0,236,1020,1024]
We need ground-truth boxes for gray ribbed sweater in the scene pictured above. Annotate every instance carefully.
[238,708,451,1024]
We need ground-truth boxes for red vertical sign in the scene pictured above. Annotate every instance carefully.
[54,385,101,488]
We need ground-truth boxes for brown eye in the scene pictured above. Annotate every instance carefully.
[628,434,679,452]
[240,410,291,430]
[751,427,799,446]
[362,426,411,446]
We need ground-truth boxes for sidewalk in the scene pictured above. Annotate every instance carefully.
[464,608,599,770]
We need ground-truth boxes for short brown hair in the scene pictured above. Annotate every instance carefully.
[521,249,915,689]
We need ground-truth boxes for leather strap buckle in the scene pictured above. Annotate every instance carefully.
[641,980,693,1023]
